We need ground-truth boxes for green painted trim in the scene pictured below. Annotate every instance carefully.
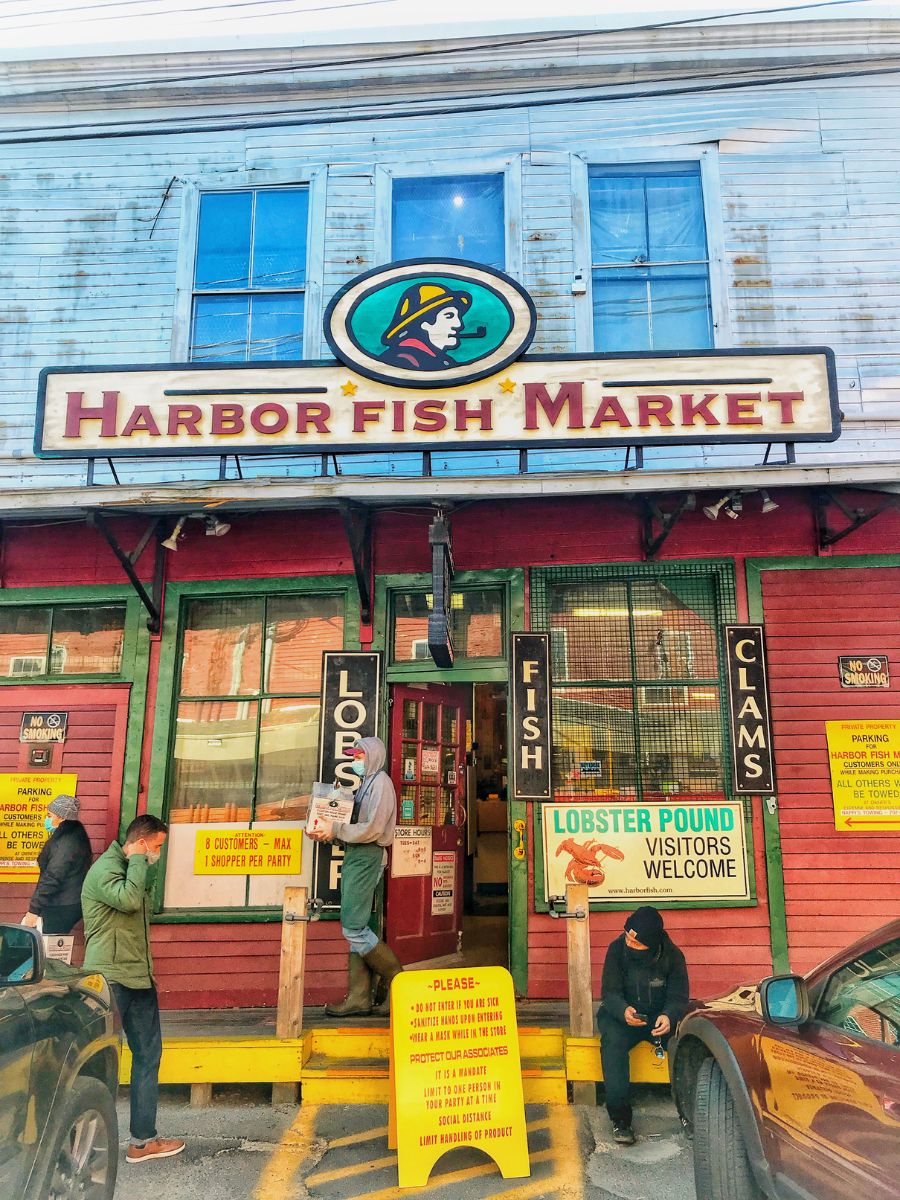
[146,574,360,920]
[117,619,153,840]
[744,553,900,975]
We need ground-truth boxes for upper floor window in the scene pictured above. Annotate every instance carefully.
[0,604,126,678]
[392,175,505,269]
[589,163,712,353]
[190,187,309,362]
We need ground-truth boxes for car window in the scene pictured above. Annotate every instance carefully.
[0,926,37,983]
[817,936,900,1049]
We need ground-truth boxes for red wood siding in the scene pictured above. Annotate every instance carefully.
[762,566,900,974]
[0,686,130,963]
[525,797,774,1001]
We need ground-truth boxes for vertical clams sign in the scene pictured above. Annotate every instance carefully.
[724,626,776,795]
[314,651,381,910]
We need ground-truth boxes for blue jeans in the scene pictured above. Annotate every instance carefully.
[111,983,162,1142]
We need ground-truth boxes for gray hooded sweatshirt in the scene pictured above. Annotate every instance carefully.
[333,735,396,850]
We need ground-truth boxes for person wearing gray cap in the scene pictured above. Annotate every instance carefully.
[22,793,93,935]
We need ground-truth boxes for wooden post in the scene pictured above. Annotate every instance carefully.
[190,1083,213,1108]
[566,883,596,1105]
[272,885,308,1105]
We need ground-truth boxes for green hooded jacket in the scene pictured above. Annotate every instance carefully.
[81,840,155,989]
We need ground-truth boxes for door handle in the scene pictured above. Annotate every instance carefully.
[882,1097,900,1120]
[513,818,526,860]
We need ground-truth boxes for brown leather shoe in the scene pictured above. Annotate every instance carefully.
[126,1138,186,1164]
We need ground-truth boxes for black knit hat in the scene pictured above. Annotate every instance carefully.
[624,906,664,951]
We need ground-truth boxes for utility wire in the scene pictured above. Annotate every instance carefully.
[2,52,898,143]
[0,0,879,93]
[1,0,398,33]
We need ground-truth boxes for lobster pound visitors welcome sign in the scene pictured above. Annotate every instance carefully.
[542,801,750,904]
[389,966,529,1189]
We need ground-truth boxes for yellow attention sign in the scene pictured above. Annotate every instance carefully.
[193,828,303,875]
[0,773,78,882]
[825,720,900,831]
[388,966,530,1189]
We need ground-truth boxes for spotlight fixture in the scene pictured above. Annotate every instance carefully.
[204,515,231,537]
[760,490,779,514]
[702,494,733,521]
[161,515,188,551]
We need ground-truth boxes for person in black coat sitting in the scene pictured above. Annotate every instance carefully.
[22,793,93,935]
[597,906,689,1145]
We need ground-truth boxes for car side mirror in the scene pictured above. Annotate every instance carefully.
[759,974,810,1025]
[0,923,45,986]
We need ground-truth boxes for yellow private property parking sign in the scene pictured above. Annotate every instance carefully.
[389,966,530,1189]
[826,720,900,831]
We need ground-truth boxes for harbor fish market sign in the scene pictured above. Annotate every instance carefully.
[35,260,839,458]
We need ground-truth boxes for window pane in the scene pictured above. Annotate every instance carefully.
[631,580,718,681]
[392,175,505,268]
[548,581,631,681]
[169,700,257,819]
[590,174,647,266]
[638,685,724,800]
[592,274,650,352]
[264,594,344,693]
[191,294,249,362]
[249,294,304,361]
[818,938,900,1047]
[195,192,252,290]
[553,686,637,798]
[646,172,707,262]
[648,272,713,350]
[50,604,125,675]
[180,597,263,697]
[252,189,308,288]
[0,607,50,677]
[255,698,320,820]
[393,589,503,661]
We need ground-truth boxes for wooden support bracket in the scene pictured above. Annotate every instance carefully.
[90,512,164,633]
[340,502,373,625]
[640,495,692,560]
[813,488,893,549]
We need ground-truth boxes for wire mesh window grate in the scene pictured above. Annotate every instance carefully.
[531,562,736,803]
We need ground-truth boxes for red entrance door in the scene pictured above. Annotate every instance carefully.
[386,683,468,964]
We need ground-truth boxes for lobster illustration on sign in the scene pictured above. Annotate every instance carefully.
[556,838,625,887]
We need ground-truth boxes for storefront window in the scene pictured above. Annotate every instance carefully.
[0,604,126,677]
[164,591,344,909]
[392,174,505,269]
[589,163,713,352]
[392,588,504,662]
[535,569,730,802]
[190,187,309,362]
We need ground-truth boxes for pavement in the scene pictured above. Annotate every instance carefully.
[112,1085,696,1200]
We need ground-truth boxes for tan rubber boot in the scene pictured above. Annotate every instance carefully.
[363,941,403,1016]
[324,952,373,1018]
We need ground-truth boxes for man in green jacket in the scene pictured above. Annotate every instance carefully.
[82,814,185,1166]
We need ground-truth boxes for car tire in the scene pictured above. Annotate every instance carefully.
[37,1076,119,1200]
[692,1056,761,1200]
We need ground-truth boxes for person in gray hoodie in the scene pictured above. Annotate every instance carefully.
[308,734,402,1017]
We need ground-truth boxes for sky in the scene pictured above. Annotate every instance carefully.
[0,0,892,58]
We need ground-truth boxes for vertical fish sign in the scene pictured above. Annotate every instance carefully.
[511,633,552,801]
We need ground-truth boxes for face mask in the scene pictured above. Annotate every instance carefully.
[146,850,161,865]
[350,760,366,778]
[624,944,648,962]
[44,816,55,832]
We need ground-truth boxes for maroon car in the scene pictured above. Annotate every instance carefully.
[669,919,900,1200]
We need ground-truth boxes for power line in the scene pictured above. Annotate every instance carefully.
[1,0,878,94]
[0,0,398,32]
[2,52,897,144]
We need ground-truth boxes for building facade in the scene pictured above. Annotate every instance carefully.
[1,14,899,1008]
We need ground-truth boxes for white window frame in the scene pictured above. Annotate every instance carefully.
[171,166,327,362]
[373,156,524,280]
[571,146,731,352]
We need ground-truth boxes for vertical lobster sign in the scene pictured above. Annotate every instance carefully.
[725,625,776,795]
[511,633,552,801]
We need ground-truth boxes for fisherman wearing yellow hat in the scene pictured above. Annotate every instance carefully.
[379,281,472,370]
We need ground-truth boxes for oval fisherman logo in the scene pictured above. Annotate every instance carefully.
[324,259,537,389]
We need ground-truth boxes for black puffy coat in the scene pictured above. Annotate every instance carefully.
[598,931,689,1026]
[29,819,93,915]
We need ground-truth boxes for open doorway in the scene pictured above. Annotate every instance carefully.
[463,682,509,968]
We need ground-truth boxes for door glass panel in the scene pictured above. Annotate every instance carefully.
[170,700,258,820]
[181,597,263,696]
[401,742,418,782]
[402,699,418,739]
[441,789,454,825]
[442,706,459,743]
[422,702,439,743]
[399,784,417,824]
[419,786,437,824]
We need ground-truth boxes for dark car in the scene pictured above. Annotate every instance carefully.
[669,919,900,1200]
[0,923,119,1200]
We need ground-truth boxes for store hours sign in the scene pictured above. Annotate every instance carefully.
[36,260,839,459]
